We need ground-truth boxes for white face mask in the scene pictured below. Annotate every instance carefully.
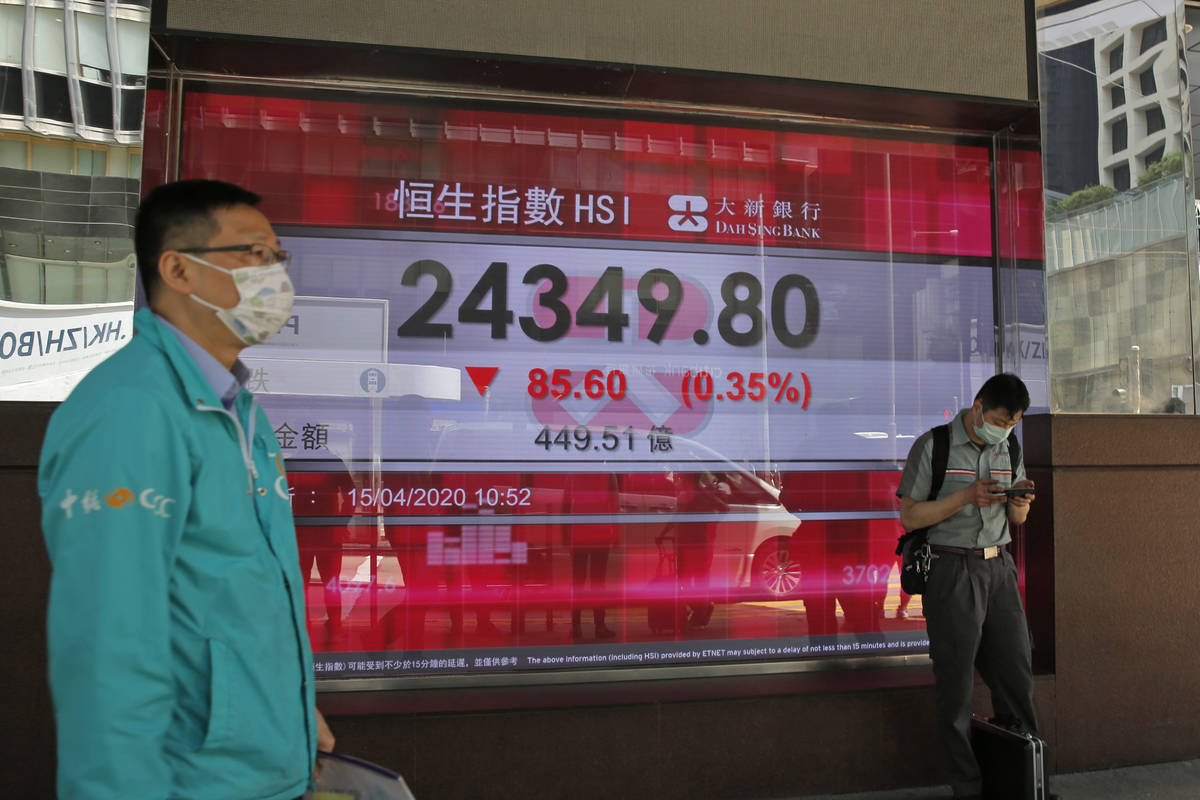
[973,407,1013,446]
[183,254,295,345]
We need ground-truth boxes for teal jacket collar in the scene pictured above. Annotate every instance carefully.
[133,308,239,411]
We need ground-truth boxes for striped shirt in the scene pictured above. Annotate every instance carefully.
[895,409,1025,549]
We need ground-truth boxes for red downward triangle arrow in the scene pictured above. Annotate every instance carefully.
[465,366,499,396]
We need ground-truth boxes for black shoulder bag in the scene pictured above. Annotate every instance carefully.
[896,424,949,595]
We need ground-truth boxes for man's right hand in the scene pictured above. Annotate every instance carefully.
[965,479,1004,508]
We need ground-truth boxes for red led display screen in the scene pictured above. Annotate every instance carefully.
[147,89,1044,678]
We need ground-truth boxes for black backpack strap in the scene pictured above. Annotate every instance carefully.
[927,424,950,502]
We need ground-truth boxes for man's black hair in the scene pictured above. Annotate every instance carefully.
[975,372,1031,416]
[134,179,262,301]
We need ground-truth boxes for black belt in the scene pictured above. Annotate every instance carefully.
[930,543,1006,560]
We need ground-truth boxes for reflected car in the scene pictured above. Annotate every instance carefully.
[428,423,804,602]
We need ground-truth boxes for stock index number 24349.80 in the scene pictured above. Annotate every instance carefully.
[395,259,820,348]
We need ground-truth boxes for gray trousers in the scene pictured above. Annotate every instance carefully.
[924,548,1037,798]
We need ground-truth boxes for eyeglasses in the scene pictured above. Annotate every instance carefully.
[177,243,291,267]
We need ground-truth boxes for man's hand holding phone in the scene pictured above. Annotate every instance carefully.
[996,480,1035,507]
[967,479,1006,508]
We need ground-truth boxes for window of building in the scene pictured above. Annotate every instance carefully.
[1139,67,1157,95]
[1110,84,1125,109]
[0,4,22,64]
[31,139,72,173]
[75,12,111,82]
[0,64,21,116]
[76,145,106,176]
[0,135,26,168]
[1142,143,1165,169]
[1108,44,1123,72]
[1113,162,1131,191]
[1111,117,1127,153]
[0,6,149,133]
[1144,106,1165,135]
[119,87,144,131]
[115,18,149,85]
[34,72,71,123]
[1139,18,1167,54]
[79,80,113,128]
[32,8,67,73]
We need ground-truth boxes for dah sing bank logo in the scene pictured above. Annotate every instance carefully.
[667,195,708,232]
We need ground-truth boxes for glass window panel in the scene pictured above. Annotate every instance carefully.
[33,8,66,73]
[1111,118,1127,152]
[115,19,148,78]
[119,87,144,131]
[79,265,106,302]
[1110,84,1124,108]
[1139,18,1167,54]
[1145,106,1164,134]
[164,89,1042,681]
[107,259,134,301]
[76,12,110,79]
[1113,162,1130,190]
[1040,0,1194,416]
[0,65,21,116]
[1142,143,1165,170]
[0,137,25,168]
[105,145,128,176]
[129,150,142,179]
[1139,67,1157,95]
[31,140,72,173]
[4,256,43,302]
[80,80,113,128]
[34,72,71,123]
[0,5,22,64]
[77,147,106,176]
[43,263,77,303]
[1108,45,1123,73]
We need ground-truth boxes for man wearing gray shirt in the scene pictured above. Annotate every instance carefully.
[896,373,1038,800]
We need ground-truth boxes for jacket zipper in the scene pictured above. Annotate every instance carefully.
[195,398,258,493]
[196,395,315,770]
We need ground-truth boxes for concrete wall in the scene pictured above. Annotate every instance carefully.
[0,402,56,798]
[161,0,1033,101]
[1023,414,1200,771]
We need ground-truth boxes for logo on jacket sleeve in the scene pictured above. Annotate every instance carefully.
[104,487,134,508]
[139,488,175,518]
[59,486,173,519]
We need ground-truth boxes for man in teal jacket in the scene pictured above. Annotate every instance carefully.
[39,180,333,799]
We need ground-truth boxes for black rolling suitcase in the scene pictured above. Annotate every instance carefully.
[970,713,1047,800]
